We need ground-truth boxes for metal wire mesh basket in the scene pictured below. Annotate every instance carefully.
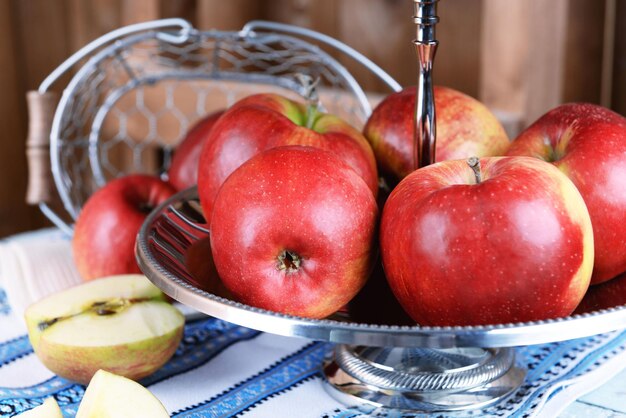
[28,18,400,234]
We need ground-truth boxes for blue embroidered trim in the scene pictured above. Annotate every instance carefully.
[512,330,626,417]
[237,373,320,416]
[0,318,260,417]
[0,377,77,402]
[0,384,84,418]
[173,341,332,417]
[0,336,32,369]
[322,405,376,418]
[141,322,261,387]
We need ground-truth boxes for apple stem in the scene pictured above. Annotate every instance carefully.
[295,74,321,129]
[305,105,317,130]
[277,250,301,274]
[467,157,482,184]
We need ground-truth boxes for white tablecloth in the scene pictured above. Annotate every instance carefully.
[1,229,626,417]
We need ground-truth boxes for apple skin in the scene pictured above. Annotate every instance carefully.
[73,175,176,281]
[364,86,510,180]
[184,236,233,299]
[506,103,626,284]
[380,156,594,326]
[197,93,378,221]
[168,111,223,191]
[209,146,378,319]
[574,271,626,314]
[34,323,181,385]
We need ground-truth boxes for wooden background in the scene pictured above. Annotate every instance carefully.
[1,0,625,237]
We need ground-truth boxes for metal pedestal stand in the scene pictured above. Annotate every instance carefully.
[323,1,526,411]
[324,346,525,411]
[136,188,626,413]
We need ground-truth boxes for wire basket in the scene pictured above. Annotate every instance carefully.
[28,18,400,235]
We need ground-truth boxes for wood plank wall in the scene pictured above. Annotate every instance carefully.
[0,0,623,237]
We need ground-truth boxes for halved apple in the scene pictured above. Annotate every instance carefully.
[76,369,169,417]
[16,398,63,417]
[24,275,184,385]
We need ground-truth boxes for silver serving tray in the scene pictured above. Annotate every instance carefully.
[136,187,626,349]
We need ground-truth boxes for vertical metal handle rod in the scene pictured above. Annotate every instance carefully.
[413,0,439,169]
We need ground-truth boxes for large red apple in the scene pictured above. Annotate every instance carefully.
[73,175,176,281]
[167,111,223,191]
[506,103,626,284]
[197,93,378,221]
[364,86,510,180]
[380,156,594,326]
[209,146,378,319]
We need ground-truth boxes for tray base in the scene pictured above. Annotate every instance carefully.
[323,345,526,412]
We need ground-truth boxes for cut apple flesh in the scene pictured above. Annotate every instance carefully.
[24,275,184,384]
[42,301,183,347]
[37,297,153,331]
[26,275,165,327]
[16,398,63,417]
[76,369,169,418]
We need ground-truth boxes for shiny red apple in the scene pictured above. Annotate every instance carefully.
[380,156,594,326]
[197,93,378,221]
[364,86,510,180]
[73,175,176,281]
[507,103,626,284]
[209,146,378,319]
[167,111,223,191]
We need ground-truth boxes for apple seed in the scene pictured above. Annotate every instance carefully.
[37,297,152,331]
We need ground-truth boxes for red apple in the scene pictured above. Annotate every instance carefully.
[167,111,223,191]
[506,103,626,284]
[347,255,414,326]
[364,86,510,180]
[197,93,378,221]
[574,271,626,314]
[209,146,378,319]
[380,156,594,326]
[73,175,176,281]
[184,236,233,299]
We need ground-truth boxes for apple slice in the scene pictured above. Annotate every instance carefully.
[76,369,168,418]
[16,398,63,417]
[24,275,184,385]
